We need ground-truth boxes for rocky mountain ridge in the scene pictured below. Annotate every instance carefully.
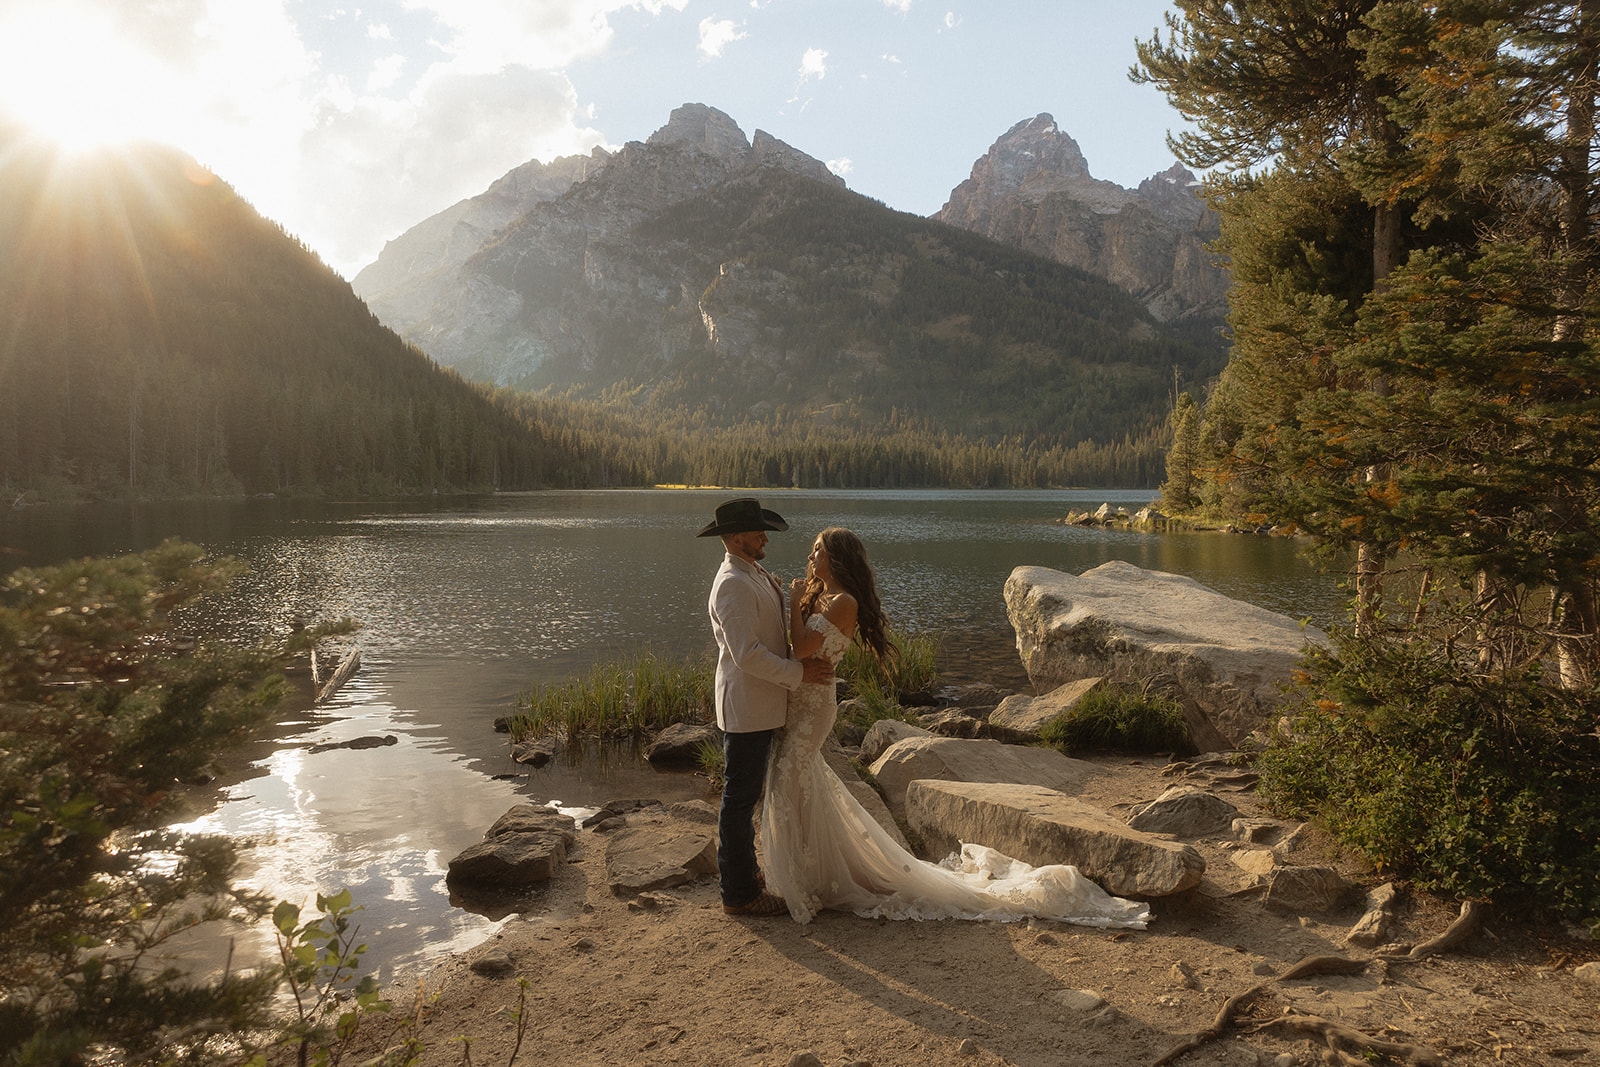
[935,113,1228,323]
[350,103,1226,445]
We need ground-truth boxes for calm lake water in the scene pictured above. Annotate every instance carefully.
[0,489,1344,981]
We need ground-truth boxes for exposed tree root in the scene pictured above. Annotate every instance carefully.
[1152,940,1469,1066]
[1376,899,1489,962]
[1151,983,1270,1067]
[1258,1012,1445,1066]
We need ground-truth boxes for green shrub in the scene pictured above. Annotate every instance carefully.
[1037,685,1191,752]
[1258,625,1600,927]
[0,540,399,1064]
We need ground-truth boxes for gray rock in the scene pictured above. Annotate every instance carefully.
[1047,989,1107,1012]
[1345,882,1402,947]
[469,949,515,976]
[988,676,1105,738]
[511,738,556,766]
[905,779,1205,897]
[644,722,720,763]
[668,799,719,825]
[1126,787,1241,838]
[1004,561,1329,745]
[917,708,990,738]
[1262,866,1351,915]
[603,823,717,895]
[447,831,569,887]
[582,798,667,828]
[869,736,1101,815]
[858,718,932,766]
[485,805,577,840]
[786,1053,824,1067]
[1575,961,1600,984]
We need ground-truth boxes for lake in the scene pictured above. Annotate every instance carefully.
[0,488,1345,981]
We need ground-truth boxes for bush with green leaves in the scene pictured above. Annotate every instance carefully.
[0,540,377,1064]
[1258,622,1600,927]
[1036,685,1191,753]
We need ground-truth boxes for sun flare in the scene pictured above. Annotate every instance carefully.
[0,4,181,153]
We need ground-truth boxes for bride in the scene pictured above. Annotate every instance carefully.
[759,527,1152,928]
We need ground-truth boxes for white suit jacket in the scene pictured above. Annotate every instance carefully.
[708,553,803,732]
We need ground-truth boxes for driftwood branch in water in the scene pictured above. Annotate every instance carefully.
[1376,899,1489,962]
[314,647,362,704]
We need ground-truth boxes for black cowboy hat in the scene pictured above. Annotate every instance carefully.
[696,497,789,537]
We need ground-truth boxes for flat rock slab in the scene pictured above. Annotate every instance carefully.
[905,779,1204,898]
[988,676,1105,738]
[868,736,1101,815]
[1004,561,1329,745]
[604,821,717,895]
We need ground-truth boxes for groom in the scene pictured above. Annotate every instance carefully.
[698,497,829,917]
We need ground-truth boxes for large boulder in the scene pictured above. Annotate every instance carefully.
[1004,562,1328,745]
[906,780,1204,897]
[868,736,1100,815]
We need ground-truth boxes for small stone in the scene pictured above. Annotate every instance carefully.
[1252,961,1276,976]
[1274,1055,1296,1067]
[1170,961,1200,990]
[570,936,596,951]
[1047,989,1106,1012]
[469,950,514,977]
[786,1053,823,1067]
[1575,961,1600,984]
[957,1038,979,1056]
[1035,931,1058,945]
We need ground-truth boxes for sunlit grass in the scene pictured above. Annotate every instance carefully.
[1037,686,1191,753]
[509,650,714,742]
[507,628,942,744]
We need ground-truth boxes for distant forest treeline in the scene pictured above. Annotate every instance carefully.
[0,136,1176,501]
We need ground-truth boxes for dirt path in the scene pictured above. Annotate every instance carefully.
[346,757,1600,1067]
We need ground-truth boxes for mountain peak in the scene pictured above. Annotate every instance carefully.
[647,103,753,167]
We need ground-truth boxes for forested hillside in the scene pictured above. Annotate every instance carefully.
[520,168,1226,447]
[0,132,605,499]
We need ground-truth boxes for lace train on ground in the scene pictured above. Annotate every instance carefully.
[759,614,1151,928]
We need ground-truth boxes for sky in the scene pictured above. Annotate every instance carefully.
[0,0,1191,280]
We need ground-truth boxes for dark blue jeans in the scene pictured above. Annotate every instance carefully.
[718,727,776,906]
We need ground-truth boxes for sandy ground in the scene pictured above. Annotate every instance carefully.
[343,756,1600,1067]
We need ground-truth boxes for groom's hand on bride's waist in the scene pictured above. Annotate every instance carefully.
[799,656,833,685]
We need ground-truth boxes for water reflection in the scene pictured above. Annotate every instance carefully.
[1,489,1344,983]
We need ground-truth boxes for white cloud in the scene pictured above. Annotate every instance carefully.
[799,47,827,81]
[367,53,406,92]
[367,22,393,40]
[943,10,961,30]
[882,53,901,64]
[882,0,912,11]
[827,157,852,177]
[295,65,603,272]
[698,16,746,58]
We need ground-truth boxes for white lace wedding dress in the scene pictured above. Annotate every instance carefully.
[759,614,1152,927]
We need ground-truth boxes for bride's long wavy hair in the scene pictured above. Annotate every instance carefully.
[798,527,897,669]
